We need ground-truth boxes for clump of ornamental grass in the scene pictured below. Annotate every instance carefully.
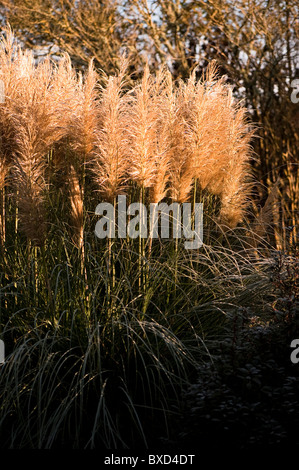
[0,28,263,450]
[0,28,254,251]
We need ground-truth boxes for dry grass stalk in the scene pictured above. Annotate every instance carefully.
[67,163,84,248]
[162,70,195,204]
[0,27,18,246]
[63,60,99,249]
[219,105,254,228]
[180,63,254,227]
[126,63,161,190]
[75,61,99,158]
[0,153,8,245]
[147,67,172,204]
[91,57,129,201]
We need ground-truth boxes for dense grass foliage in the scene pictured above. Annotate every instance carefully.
[2,212,294,448]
